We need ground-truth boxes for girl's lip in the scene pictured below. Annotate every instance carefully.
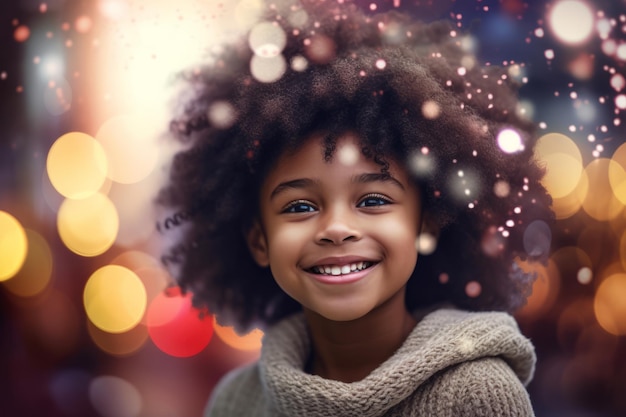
[304,262,378,285]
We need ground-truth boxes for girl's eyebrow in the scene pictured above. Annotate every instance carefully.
[269,173,405,200]
[270,178,317,200]
[354,173,405,190]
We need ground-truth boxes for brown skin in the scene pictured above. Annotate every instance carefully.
[247,132,422,382]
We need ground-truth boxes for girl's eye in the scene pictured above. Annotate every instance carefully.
[357,194,391,208]
[282,200,316,213]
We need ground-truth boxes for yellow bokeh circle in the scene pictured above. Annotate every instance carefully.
[534,133,583,199]
[57,193,119,257]
[84,265,147,333]
[0,211,28,281]
[594,273,626,336]
[581,159,624,221]
[46,131,108,199]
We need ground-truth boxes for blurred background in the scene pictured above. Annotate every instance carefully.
[0,0,625,416]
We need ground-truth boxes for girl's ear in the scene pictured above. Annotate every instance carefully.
[245,220,270,267]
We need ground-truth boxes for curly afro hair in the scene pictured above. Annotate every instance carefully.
[158,0,553,332]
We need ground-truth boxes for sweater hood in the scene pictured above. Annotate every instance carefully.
[258,308,535,417]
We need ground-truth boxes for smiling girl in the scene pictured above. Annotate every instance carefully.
[159,1,553,415]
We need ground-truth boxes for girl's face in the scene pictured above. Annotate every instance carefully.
[247,132,422,322]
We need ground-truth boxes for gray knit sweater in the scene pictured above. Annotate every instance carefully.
[205,308,536,416]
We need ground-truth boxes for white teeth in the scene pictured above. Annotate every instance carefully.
[310,262,373,276]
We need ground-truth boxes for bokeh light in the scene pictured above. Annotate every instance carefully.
[497,128,524,153]
[0,211,28,281]
[95,114,160,185]
[213,317,263,352]
[534,132,584,199]
[1,229,52,297]
[548,0,594,45]
[147,287,213,357]
[46,132,108,199]
[250,54,287,83]
[608,142,626,204]
[57,193,119,256]
[249,21,287,57]
[581,159,624,221]
[84,265,147,333]
[89,375,142,417]
[87,320,149,356]
[594,273,626,336]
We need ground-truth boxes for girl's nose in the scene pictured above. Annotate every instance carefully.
[315,209,362,245]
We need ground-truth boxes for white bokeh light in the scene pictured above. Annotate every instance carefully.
[497,128,524,154]
[548,0,595,45]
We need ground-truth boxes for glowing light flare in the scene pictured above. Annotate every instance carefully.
[208,101,237,129]
[213,317,263,351]
[89,376,143,417]
[534,133,584,198]
[611,74,625,91]
[581,159,624,221]
[493,180,510,198]
[304,35,336,65]
[14,25,30,42]
[234,0,264,29]
[249,22,287,57]
[0,211,28,281]
[548,0,595,45]
[550,167,589,219]
[46,132,108,199]
[87,320,149,356]
[615,94,626,109]
[250,54,287,83]
[594,273,626,336]
[524,220,552,257]
[75,15,93,33]
[1,229,52,297]
[465,281,482,298]
[578,267,593,284]
[98,0,130,21]
[421,100,441,119]
[497,128,524,153]
[84,265,147,333]
[147,287,214,357]
[416,233,437,255]
[515,258,560,319]
[108,180,160,248]
[95,114,160,184]
[57,193,119,257]
[609,143,626,204]
[336,140,360,167]
[291,55,308,72]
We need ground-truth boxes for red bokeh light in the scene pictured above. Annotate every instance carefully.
[147,287,213,358]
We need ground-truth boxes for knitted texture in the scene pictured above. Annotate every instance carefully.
[205,308,536,416]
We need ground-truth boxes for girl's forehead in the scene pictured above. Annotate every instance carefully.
[266,131,410,183]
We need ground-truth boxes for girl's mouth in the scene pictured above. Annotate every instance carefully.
[306,261,376,276]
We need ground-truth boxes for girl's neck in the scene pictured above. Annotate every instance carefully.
[303,288,417,383]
